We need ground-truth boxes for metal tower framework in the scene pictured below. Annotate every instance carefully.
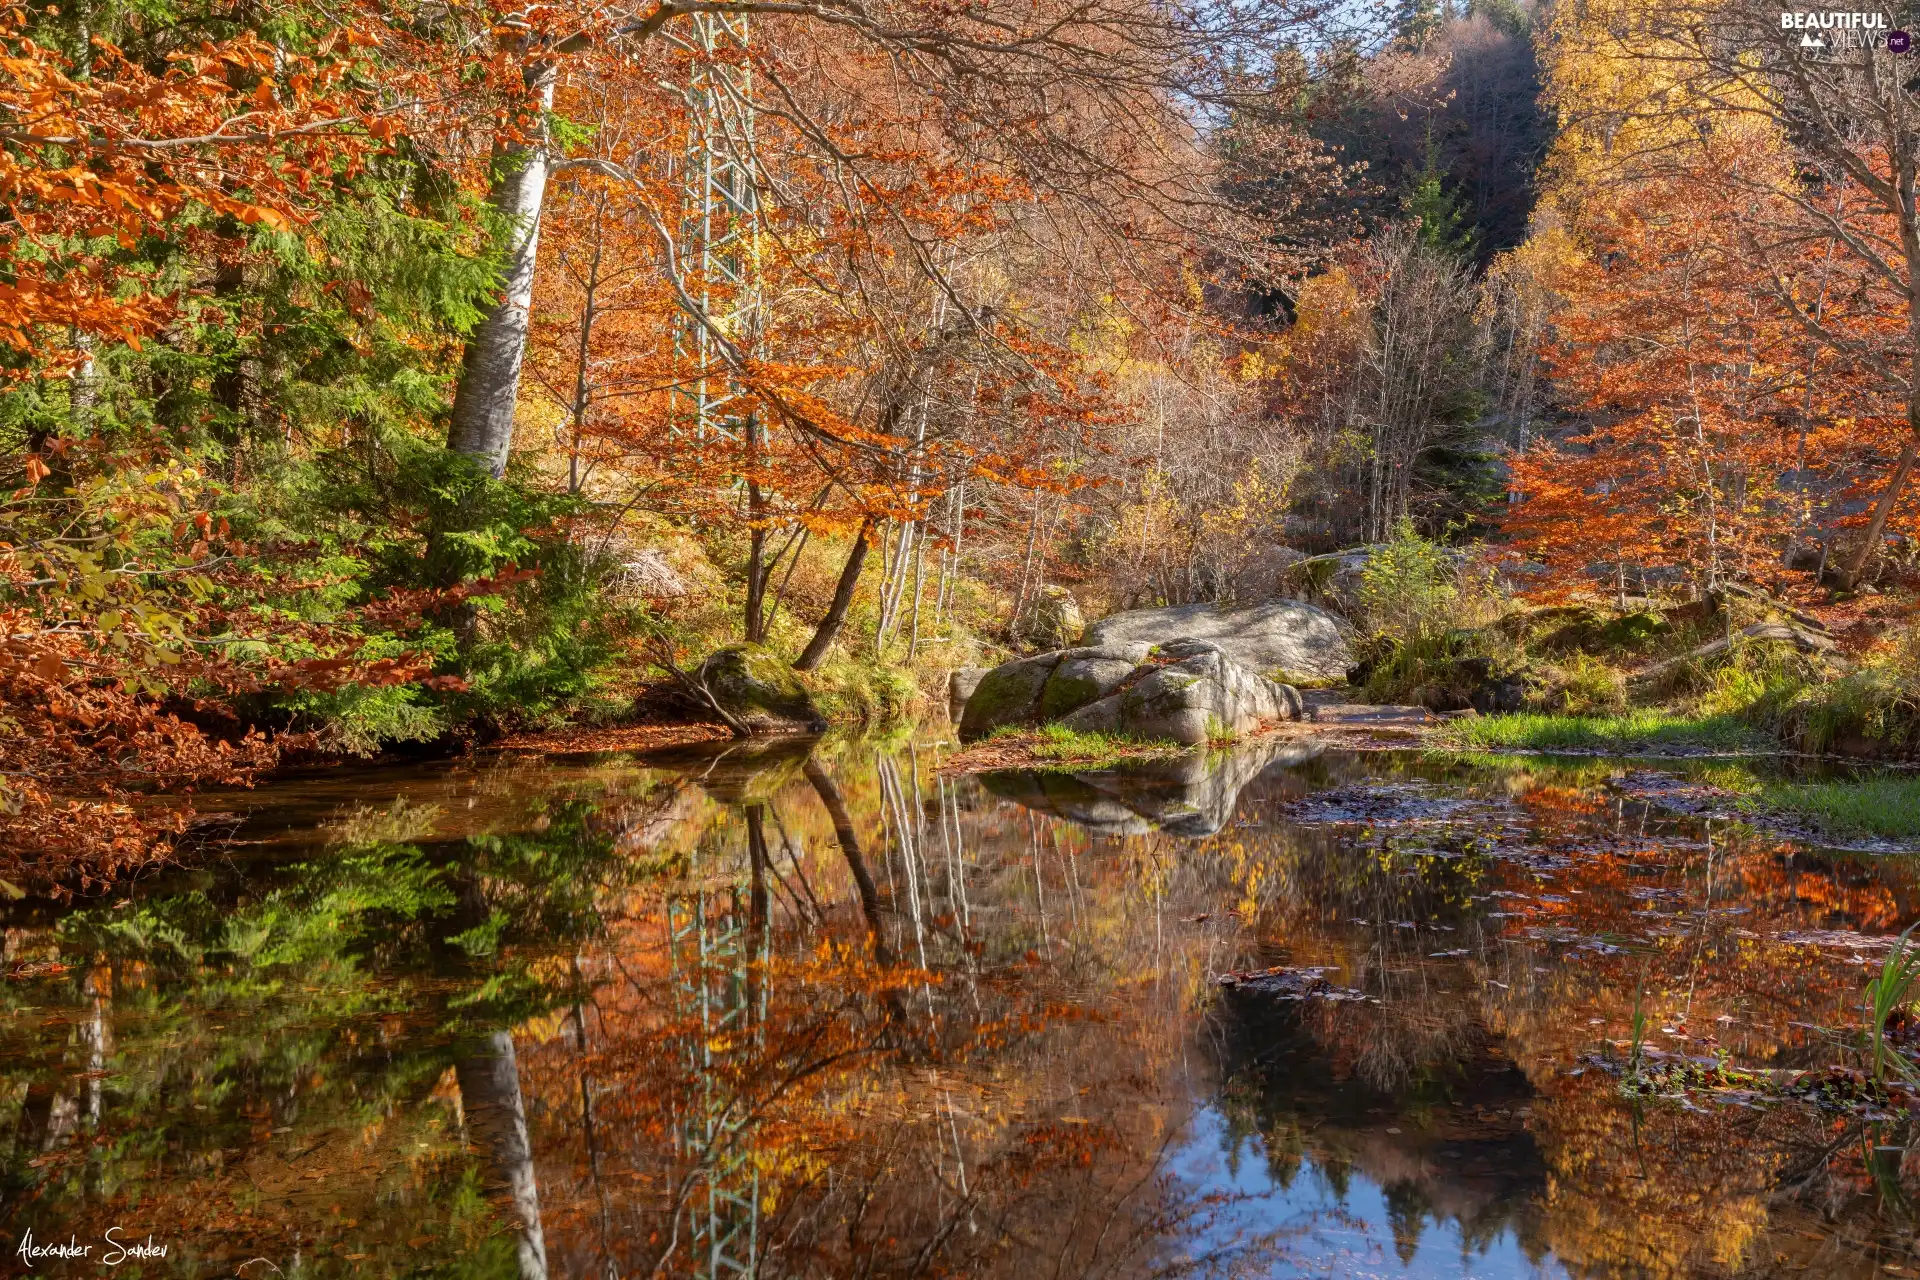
[661,18,768,1270]
[666,864,769,1276]
[665,11,762,439]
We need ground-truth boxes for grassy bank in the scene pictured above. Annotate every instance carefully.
[1743,775,1920,844]
[1442,710,1762,754]
[940,724,1185,774]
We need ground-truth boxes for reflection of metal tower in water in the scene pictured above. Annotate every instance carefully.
[667,825,770,1277]
[666,9,760,437]
[663,21,765,1266]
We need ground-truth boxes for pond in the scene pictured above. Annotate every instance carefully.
[2,736,1917,1277]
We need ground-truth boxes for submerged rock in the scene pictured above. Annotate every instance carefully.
[958,638,1302,745]
[693,644,824,733]
[1216,966,1374,1003]
[1082,599,1353,682]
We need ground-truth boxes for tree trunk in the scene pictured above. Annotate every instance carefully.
[68,329,96,431]
[455,1031,549,1280]
[1843,439,1918,587]
[447,56,559,478]
[907,532,927,662]
[743,415,769,642]
[803,759,894,967]
[744,803,770,1016]
[793,518,874,671]
[1011,498,1043,633]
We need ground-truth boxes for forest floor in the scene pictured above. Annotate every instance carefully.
[937,724,1189,774]
[1439,710,1765,755]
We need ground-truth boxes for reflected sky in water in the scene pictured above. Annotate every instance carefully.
[1171,1105,1568,1280]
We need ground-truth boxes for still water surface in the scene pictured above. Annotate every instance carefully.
[2,737,1917,1277]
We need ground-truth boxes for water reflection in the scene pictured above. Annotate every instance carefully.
[980,739,1323,836]
[0,740,1915,1277]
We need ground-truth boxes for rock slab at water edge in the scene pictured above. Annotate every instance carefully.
[1082,600,1354,682]
[958,638,1303,745]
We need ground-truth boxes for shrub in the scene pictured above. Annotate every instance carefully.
[801,658,920,725]
[1356,519,1461,642]
[1358,629,1473,704]
[1758,630,1920,758]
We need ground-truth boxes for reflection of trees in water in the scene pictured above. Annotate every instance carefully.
[1205,968,1551,1263]
[0,781,668,1273]
[458,1030,551,1279]
[5,742,1919,1276]
[1190,752,1920,1280]
[518,743,1316,1278]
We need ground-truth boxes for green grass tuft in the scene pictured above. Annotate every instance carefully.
[1443,709,1761,753]
[1745,775,1920,844]
[1029,723,1179,761]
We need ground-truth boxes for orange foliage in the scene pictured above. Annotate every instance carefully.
[0,8,396,370]
[1507,141,1916,593]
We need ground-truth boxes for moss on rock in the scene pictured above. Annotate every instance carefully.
[696,644,823,733]
[958,655,1059,740]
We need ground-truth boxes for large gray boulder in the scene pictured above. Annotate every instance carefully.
[1082,600,1353,682]
[958,643,1146,740]
[957,638,1302,746]
[948,666,990,720]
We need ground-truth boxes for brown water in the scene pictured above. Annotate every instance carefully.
[1,736,1917,1278]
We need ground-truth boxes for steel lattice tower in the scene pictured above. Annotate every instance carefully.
[667,881,765,1278]
[666,11,761,438]
[660,22,766,1268]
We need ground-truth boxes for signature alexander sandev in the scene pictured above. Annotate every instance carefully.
[15,1227,170,1268]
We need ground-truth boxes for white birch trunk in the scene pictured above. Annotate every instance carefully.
[448,58,558,477]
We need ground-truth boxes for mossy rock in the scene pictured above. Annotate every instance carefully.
[1596,611,1670,651]
[958,654,1059,740]
[695,644,823,733]
[1530,607,1671,655]
[1039,656,1135,721]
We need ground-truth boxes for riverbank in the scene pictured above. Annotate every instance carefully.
[492,721,735,755]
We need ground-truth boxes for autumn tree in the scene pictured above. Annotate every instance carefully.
[441,0,1355,479]
[1503,168,1815,595]
[1544,0,1920,585]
